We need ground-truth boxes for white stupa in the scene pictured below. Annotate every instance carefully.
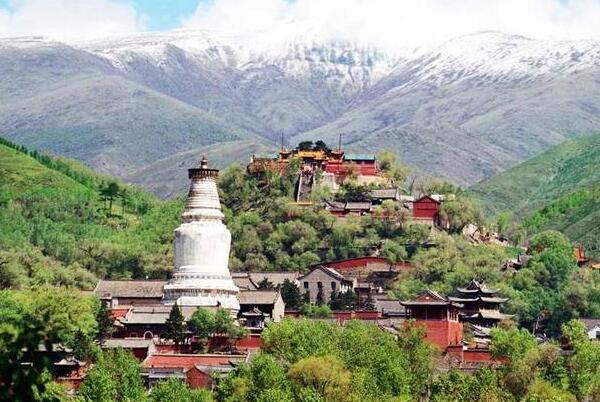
[162,156,239,313]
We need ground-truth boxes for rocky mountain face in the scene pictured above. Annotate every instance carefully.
[2,30,600,196]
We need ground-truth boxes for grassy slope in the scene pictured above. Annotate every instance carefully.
[470,133,600,217]
[0,144,92,199]
[0,139,182,284]
[470,133,600,257]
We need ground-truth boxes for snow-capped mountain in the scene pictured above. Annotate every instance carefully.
[3,30,600,196]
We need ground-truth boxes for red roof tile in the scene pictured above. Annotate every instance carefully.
[110,308,129,319]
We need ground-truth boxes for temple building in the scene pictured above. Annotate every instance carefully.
[400,290,464,350]
[448,280,513,328]
[162,156,240,313]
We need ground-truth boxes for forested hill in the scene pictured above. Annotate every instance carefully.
[470,133,600,256]
[470,133,600,217]
[0,138,183,289]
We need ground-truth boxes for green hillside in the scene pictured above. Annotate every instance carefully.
[470,133,600,217]
[470,133,600,256]
[0,138,183,289]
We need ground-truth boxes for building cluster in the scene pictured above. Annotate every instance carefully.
[46,154,559,394]
[249,145,455,227]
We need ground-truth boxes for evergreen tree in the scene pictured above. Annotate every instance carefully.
[256,278,274,290]
[297,141,314,151]
[99,182,120,216]
[280,279,302,310]
[329,289,340,310]
[336,290,357,311]
[70,330,98,362]
[164,304,186,345]
[95,302,114,341]
[362,293,376,311]
[316,287,325,306]
[302,291,310,305]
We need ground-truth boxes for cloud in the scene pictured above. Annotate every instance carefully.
[0,0,145,41]
[182,0,600,51]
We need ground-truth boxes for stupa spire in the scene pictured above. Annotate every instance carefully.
[182,155,223,223]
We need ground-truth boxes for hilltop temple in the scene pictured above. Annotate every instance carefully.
[162,156,240,313]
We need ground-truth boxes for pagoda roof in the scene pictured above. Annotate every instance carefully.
[456,280,499,295]
[448,296,508,303]
[400,289,463,308]
[464,310,514,321]
[241,307,268,317]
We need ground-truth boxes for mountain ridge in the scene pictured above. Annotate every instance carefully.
[4,30,600,196]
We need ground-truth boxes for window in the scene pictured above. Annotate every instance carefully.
[304,281,309,289]
[331,282,337,290]
[317,281,323,289]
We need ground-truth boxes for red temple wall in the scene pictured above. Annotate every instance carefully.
[186,367,212,390]
[416,320,463,350]
[413,199,440,219]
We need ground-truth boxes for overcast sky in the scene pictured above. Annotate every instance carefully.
[2,0,600,49]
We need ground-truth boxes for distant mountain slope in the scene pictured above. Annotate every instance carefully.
[127,139,273,198]
[0,38,264,179]
[471,133,600,257]
[470,133,600,217]
[6,31,600,193]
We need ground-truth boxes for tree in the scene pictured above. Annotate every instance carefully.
[0,288,97,401]
[164,304,186,345]
[257,278,275,290]
[315,286,325,306]
[297,141,314,151]
[362,293,376,311]
[490,327,537,360]
[524,380,577,402]
[149,378,213,402]
[95,302,114,341]
[70,330,98,362]
[561,320,600,400]
[376,150,411,187]
[313,140,331,153]
[439,196,484,233]
[288,355,354,402]
[299,304,332,318]
[79,348,145,402]
[99,182,120,216]
[213,308,235,334]
[280,279,302,310]
[497,212,511,237]
[382,239,407,272]
[187,308,215,343]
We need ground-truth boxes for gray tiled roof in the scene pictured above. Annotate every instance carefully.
[345,201,372,210]
[231,273,258,290]
[120,306,198,325]
[94,280,166,298]
[103,338,154,349]
[238,290,280,305]
[580,318,600,330]
[369,188,398,199]
[249,272,300,287]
